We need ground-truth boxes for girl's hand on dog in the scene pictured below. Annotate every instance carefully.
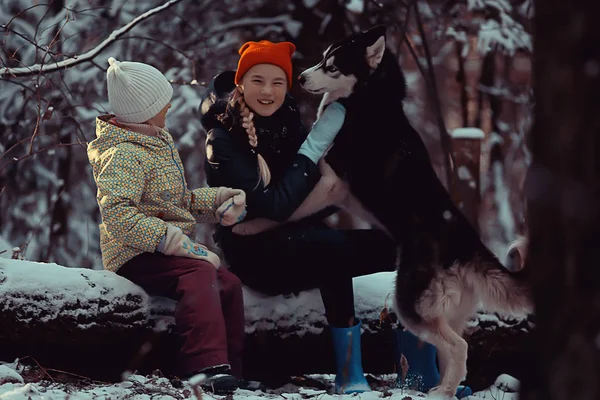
[318,158,350,207]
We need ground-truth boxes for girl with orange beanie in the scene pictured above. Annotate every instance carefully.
[200,40,397,394]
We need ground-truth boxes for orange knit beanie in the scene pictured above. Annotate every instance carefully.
[234,40,296,89]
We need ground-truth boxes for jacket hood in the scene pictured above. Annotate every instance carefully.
[198,70,237,132]
[88,115,171,166]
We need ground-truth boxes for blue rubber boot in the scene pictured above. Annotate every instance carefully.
[330,321,371,394]
[393,328,439,392]
[393,329,472,398]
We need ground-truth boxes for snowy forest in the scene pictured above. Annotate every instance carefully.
[1,0,599,399]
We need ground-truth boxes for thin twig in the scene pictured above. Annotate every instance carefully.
[45,368,108,384]
[18,356,55,383]
[0,141,84,176]
[3,4,45,32]
[112,35,197,81]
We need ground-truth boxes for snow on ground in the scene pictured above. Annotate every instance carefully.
[0,360,520,400]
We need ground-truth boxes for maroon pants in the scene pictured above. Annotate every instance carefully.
[118,252,245,377]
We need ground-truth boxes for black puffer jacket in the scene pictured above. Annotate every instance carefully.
[200,71,325,237]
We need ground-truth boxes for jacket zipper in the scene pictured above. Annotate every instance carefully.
[163,135,187,203]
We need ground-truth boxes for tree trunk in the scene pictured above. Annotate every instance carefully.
[521,1,600,399]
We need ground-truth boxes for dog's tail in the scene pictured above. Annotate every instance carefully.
[465,255,533,318]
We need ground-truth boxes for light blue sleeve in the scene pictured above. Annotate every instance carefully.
[297,101,346,164]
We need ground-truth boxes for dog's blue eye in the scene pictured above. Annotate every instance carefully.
[326,65,338,73]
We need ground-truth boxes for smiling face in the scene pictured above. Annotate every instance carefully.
[239,63,288,117]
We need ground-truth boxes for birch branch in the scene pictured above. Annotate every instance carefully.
[1,0,184,78]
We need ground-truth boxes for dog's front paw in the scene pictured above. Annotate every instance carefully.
[428,385,456,399]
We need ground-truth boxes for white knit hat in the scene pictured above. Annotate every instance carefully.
[106,57,173,123]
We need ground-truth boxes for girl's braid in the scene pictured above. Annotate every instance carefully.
[231,86,271,186]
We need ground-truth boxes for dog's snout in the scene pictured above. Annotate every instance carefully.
[505,248,523,272]
[297,74,306,85]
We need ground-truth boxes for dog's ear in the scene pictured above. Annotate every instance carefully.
[363,26,386,69]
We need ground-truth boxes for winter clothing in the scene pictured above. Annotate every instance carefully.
[106,57,173,123]
[201,71,322,224]
[158,223,221,268]
[393,328,439,391]
[331,321,371,394]
[297,102,346,163]
[215,187,247,226]
[117,252,245,378]
[88,115,220,272]
[201,67,396,389]
[235,41,296,88]
[393,329,473,398]
[219,225,396,327]
[196,365,239,394]
[200,70,398,328]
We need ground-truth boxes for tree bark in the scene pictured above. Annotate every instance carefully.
[521,1,600,399]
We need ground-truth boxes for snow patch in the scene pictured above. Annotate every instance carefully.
[345,0,364,14]
[0,365,23,385]
[0,258,150,327]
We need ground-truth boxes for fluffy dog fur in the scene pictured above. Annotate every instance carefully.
[299,26,532,398]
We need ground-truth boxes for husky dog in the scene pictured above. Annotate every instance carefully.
[299,26,532,398]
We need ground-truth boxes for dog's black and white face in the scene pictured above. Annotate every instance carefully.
[298,26,387,98]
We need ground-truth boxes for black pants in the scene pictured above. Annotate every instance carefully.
[220,224,397,327]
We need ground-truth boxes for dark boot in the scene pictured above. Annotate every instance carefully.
[393,329,472,398]
[188,365,239,395]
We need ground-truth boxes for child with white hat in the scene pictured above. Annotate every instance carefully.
[87,57,246,394]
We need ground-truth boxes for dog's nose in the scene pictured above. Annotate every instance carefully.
[298,75,306,85]
[505,248,523,272]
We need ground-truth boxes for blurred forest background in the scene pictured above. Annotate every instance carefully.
[0,0,533,269]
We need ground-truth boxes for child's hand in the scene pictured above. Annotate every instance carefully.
[215,187,247,226]
[158,224,221,268]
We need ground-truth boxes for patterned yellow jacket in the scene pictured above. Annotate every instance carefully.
[88,115,219,272]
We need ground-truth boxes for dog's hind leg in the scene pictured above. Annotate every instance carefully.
[420,318,468,399]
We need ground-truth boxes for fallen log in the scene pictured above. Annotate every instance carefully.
[0,259,532,390]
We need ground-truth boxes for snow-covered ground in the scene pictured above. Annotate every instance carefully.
[0,358,520,400]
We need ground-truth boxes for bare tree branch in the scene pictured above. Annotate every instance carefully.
[0,0,184,78]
